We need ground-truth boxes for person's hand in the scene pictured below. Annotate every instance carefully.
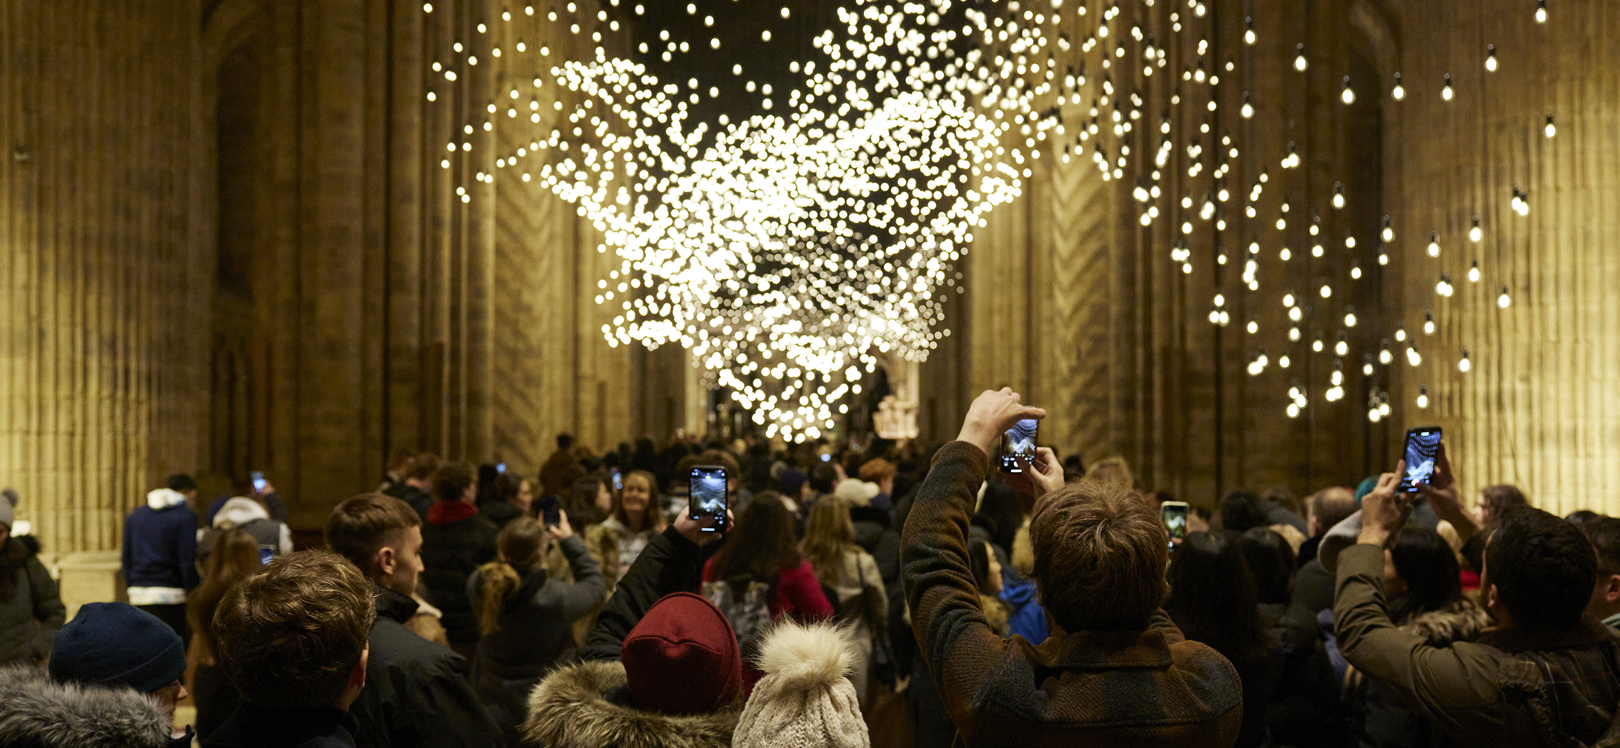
[674,506,732,546]
[1417,441,1477,542]
[1358,465,1411,547]
[1005,447,1064,498]
[548,509,575,541]
[956,388,1047,457]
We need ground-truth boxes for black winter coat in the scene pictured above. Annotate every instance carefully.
[420,513,499,643]
[348,585,501,748]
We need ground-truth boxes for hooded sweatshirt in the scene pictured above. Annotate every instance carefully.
[122,489,200,604]
[198,497,292,564]
[0,664,172,748]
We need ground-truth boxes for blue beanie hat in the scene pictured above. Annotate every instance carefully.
[50,602,187,693]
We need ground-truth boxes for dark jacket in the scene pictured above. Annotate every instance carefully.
[580,525,715,663]
[0,537,65,665]
[395,486,432,522]
[0,664,170,748]
[467,534,606,745]
[348,585,501,748]
[902,441,1244,748]
[539,449,584,499]
[204,703,359,748]
[122,490,201,591]
[477,501,523,529]
[420,510,499,643]
[851,504,901,601]
[1336,543,1620,747]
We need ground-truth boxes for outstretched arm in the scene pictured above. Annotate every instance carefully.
[581,508,725,662]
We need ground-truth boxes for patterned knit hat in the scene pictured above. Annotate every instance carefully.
[732,621,869,748]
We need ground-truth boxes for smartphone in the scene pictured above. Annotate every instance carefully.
[539,496,561,526]
[997,419,1040,473]
[250,471,266,493]
[1398,426,1443,493]
[258,547,274,566]
[689,465,729,533]
[497,462,507,474]
[1162,501,1190,549]
[610,468,623,492]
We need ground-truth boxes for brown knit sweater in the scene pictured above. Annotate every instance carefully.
[901,441,1244,748]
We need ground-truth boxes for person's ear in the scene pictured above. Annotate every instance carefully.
[1485,583,1500,610]
[1604,574,1620,604]
[352,646,369,690]
[374,546,397,578]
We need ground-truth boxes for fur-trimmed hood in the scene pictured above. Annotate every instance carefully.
[0,664,169,748]
[1401,598,1492,647]
[522,660,741,748]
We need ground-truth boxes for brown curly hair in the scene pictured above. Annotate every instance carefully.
[214,550,375,709]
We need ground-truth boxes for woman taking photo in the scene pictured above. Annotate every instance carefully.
[591,469,664,580]
[468,514,605,745]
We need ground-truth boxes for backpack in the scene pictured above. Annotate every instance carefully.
[703,577,773,662]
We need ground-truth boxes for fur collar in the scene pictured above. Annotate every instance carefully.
[1402,599,1492,647]
[522,660,740,748]
[0,665,169,748]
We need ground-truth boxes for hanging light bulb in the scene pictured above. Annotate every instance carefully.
[1545,113,1557,138]
[1485,44,1498,72]
[1536,0,1547,23]
[1498,286,1512,308]
[1294,44,1308,72]
[1424,310,1436,335]
[1247,318,1259,334]
[1282,292,1296,308]
[1287,402,1301,419]
[1427,231,1441,257]
[1392,72,1406,101]
[1320,284,1333,299]
[1380,395,1392,418]
[1245,16,1257,45]
[1332,182,1346,209]
[1313,333,1325,353]
[1382,216,1394,242]
[1417,385,1430,409]
[1437,274,1455,297]
[1335,332,1349,356]
[1379,339,1394,365]
[1407,345,1423,367]
[1395,326,1408,342]
[1340,76,1356,105]
[1344,307,1358,328]
[1241,92,1254,119]
[1280,354,1292,368]
[1468,259,1481,283]
[1364,361,1375,377]
[1469,216,1483,242]
[1289,325,1302,341]
[1350,262,1363,280]
[1458,349,1472,373]
[1442,73,1454,101]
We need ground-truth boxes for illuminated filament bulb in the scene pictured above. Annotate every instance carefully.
[1395,326,1408,342]
[1536,0,1547,23]
[1392,72,1406,101]
[1335,333,1349,356]
[1512,188,1531,216]
[1382,216,1394,242]
[1436,274,1454,297]
[1485,44,1498,72]
[1350,263,1363,280]
[1407,346,1423,367]
[1332,182,1346,209]
[1545,113,1557,138]
[1458,350,1472,373]
[1468,259,1481,283]
[1344,308,1358,327]
[1424,310,1436,335]
[1245,16,1257,45]
[1320,284,1333,299]
[1428,232,1441,257]
[1242,92,1254,119]
[1340,76,1356,105]
[1417,386,1430,409]
[1289,326,1302,341]
[1498,286,1512,308]
[1247,318,1259,334]
[1364,361,1375,377]
[1280,354,1292,368]
[1379,341,1393,365]
[1442,73,1454,101]
[1294,44,1308,72]
[1469,216,1483,243]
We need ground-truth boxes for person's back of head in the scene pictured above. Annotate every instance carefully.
[857,458,896,484]
[1166,531,1267,657]
[808,463,839,495]
[801,498,857,587]
[190,528,263,666]
[1238,528,1297,606]
[698,449,741,482]
[974,482,1026,556]
[406,452,441,483]
[432,461,476,504]
[556,433,575,452]
[1387,527,1464,623]
[164,473,197,494]
[51,602,187,695]
[1082,455,1134,490]
[386,448,415,474]
[567,475,611,527]
[1584,517,1620,577]
[711,493,800,583]
[1309,486,1358,537]
[1028,478,1168,632]
[1219,491,1268,533]
[214,550,375,710]
[1260,486,1301,517]
[1485,504,1596,630]
[1480,484,1530,525]
[325,493,422,587]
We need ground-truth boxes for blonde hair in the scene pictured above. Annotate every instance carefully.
[476,517,546,636]
[801,498,857,588]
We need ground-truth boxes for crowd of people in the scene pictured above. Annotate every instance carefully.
[3,388,1620,747]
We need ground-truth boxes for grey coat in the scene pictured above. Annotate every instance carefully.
[0,664,170,748]
[0,538,65,665]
